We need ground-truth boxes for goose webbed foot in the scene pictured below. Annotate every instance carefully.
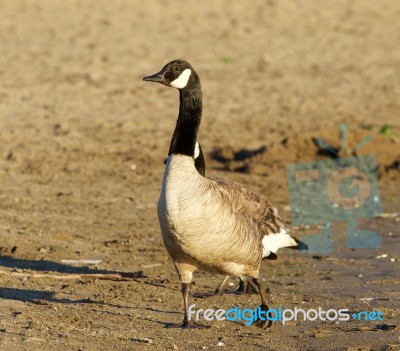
[166,319,210,329]
[193,291,215,298]
[171,281,211,328]
[253,304,272,328]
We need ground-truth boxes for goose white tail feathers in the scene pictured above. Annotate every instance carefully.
[262,229,298,258]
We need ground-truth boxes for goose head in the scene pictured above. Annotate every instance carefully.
[143,60,199,90]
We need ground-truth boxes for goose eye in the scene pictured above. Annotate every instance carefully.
[173,66,180,72]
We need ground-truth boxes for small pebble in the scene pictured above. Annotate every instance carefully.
[390,258,395,263]
[130,164,137,171]
[131,337,153,344]
[217,341,225,347]
[376,254,388,259]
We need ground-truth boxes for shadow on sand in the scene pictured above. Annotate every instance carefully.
[0,256,145,305]
[0,255,143,277]
[0,287,97,304]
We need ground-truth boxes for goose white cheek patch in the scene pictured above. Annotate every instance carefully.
[194,141,200,159]
[171,68,192,89]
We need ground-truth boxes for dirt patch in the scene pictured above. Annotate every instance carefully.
[212,127,400,180]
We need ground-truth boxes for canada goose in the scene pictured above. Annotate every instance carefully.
[144,60,297,328]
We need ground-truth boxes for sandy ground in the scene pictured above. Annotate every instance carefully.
[0,1,399,350]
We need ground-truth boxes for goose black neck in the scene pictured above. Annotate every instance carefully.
[168,88,202,157]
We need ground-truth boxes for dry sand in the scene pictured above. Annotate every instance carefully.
[0,1,399,350]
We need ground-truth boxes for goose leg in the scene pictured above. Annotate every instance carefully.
[251,277,272,328]
[214,275,231,295]
[167,283,210,329]
[233,277,258,294]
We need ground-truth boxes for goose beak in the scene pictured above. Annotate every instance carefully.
[143,70,167,85]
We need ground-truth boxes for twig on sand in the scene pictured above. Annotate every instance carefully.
[0,269,137,281]
[61,259,103,265]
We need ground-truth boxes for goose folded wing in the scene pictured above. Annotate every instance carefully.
[209,177,297,258]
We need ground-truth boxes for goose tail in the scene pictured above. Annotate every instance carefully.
[262,229,298,259]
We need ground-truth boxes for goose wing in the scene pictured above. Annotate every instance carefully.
[208,176,297,258]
